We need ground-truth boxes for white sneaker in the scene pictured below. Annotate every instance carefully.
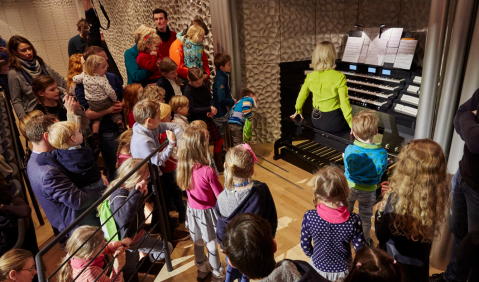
[196,259,212,282]
[212,261,226,282]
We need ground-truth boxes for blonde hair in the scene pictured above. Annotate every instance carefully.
[187,67,204,82]
[190,120,207,129]
[47,121,79,149]
[134,24,156,44]
[101,158,149,202]
[182,25,205,45]
[67,53,83,92]
[169,95,189,113]
[117,129,133,158]
[133,99,161,125]
[0,249,33,281]
[137,33,161,52]
[177,127,211,191]
[159,103,171,120]
[352,110,379,140]
[224,145,255,190]
[313,166,349,208]
[58,226,106,282]
[379,139,450,243]
[311,41,337,72]
[141,85,165,102]
[19,110,44,139]
[83,54,106,76]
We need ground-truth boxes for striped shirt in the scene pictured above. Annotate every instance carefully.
[228,96,255,126]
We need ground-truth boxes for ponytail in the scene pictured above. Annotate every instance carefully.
[57,256,73,282]
[223,145,256,191]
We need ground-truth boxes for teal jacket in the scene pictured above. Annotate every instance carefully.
[124,45,152,85]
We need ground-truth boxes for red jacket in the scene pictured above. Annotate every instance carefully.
[169,39,210,80]
[159,133,177,173]
[136,51,162,80]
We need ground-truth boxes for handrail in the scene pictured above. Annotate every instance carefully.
[35,140,172,282]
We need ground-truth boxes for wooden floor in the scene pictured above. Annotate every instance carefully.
[32,142,443,281]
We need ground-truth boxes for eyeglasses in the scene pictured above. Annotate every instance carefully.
[20,267,36,274]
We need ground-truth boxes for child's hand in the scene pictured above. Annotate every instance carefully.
[381,181,390,197]
[203,74,208,81]
[113,248,126,270]
[166,130,176,142]
[150,51,157,56]
[233,99,237,104]
[121,238,132,249]
[135,180,148,196]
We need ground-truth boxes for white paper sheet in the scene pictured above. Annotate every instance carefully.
[384,47,398,64]
[362,28,373,45]
[387,28,404,47]
[342,37,364,63]
[393,40,418,69]
[365,38,388,66]
[358,45,369,63]
[379,28,392,41]
[370,27,381,41]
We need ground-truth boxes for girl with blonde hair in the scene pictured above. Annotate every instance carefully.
[0,249,36,282]
[215,144,278,282]
[105,158,173,282]
[301,166,364,281]
[57,226,127,282]
[125,24,156,85]
[140,85,166,103]
[136,33,162,84]
[375,139,450,282]
[116,129,133,166]
[177,127,226,281]
[292,41,353,133]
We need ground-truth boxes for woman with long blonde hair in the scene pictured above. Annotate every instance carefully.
[375,139,450,282]
[177,127,226,281]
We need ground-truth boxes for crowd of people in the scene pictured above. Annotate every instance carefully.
[0,1,477,282]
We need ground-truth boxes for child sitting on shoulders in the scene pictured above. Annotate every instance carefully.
[215,144,278,282]
[170,95,190,131]
[212,52,235,137]
[223,213,328,282]
[344,111,388,245]
[58,225,129,282]
[177,25,206,82]
[184,67,224,171]
[136,33,162,85]
[117,129,133,167]
[301,166,364,281]
[158,58,182,103]
[177,127,226,281]
[73,55,125,137]
[36,121,104,199]
[228,89,257,146]
[342,247,405,282]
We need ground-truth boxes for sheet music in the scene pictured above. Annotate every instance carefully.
[342,37,364,63]
[365,38,388,66]
[362,28,373,45]
[370,27,381,41]
[384,47,398,64]
[393,40,418,69]
[388,28,404,47]
[380,28,392,41]
[358,45,369,63]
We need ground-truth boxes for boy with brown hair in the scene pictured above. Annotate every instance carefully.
[170,95,190,131]
[228,89,257,146]
[344,110,388,245]
[212,52,235,137]
[157,57,182,103]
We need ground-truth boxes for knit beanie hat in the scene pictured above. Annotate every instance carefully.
[159,103,172,120]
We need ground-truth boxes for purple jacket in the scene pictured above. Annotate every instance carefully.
[27,152,100,236]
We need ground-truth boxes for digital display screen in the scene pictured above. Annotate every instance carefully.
[368,67,376,73]
[349,65,357,70]
[382,69,391,76]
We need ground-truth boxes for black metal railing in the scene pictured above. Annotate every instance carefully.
[35,141,174,282]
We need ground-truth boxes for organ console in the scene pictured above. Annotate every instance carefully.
[274,59,422,174]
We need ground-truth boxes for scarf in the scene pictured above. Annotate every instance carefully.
[316,204,350,224]
[18,58,49,84]
[157,26,172,43]
[70,254,105,270]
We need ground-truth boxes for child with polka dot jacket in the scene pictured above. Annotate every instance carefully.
[301,166,365,281]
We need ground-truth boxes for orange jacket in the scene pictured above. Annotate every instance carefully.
[169,39,210,80]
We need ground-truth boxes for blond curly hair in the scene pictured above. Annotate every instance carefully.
[379,139,450,243]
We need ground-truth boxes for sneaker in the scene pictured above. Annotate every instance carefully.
[212,261,226,282]
[172,229,190,242]
[429,273,447,282]
[196,259,212,282]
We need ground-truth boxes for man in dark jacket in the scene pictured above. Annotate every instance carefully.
[223,213,328,282]
[431,89,479,282]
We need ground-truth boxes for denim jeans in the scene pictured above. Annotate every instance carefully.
[444,169,479,282]
[346,187,376,240]
[99,131,119,182]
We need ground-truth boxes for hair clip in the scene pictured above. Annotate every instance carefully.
[242,143,258,163]
[356,262,362,267]
[144,35,150,41]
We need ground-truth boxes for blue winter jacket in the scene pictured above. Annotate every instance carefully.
[213,70,235,118]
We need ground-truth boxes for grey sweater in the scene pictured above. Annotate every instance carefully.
[8,64,67,119]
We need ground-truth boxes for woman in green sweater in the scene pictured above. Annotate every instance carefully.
[291,41,353,133]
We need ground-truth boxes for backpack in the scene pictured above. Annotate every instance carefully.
[99,196,125,241]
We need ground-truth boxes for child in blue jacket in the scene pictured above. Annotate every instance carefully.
[212,53,235,137]
[228,90,256,146]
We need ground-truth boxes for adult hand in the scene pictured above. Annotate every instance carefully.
[166,130,176,142]
[473,110,477,116]
[0,47,6,53]
[101,174,109,186]
[63,95,77,115]
[113,248,126,270]
[381,181,390,197]
[290,113,303,120]
[121,238,132,249]
[109,101,123,114]
[210,106,217,115]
